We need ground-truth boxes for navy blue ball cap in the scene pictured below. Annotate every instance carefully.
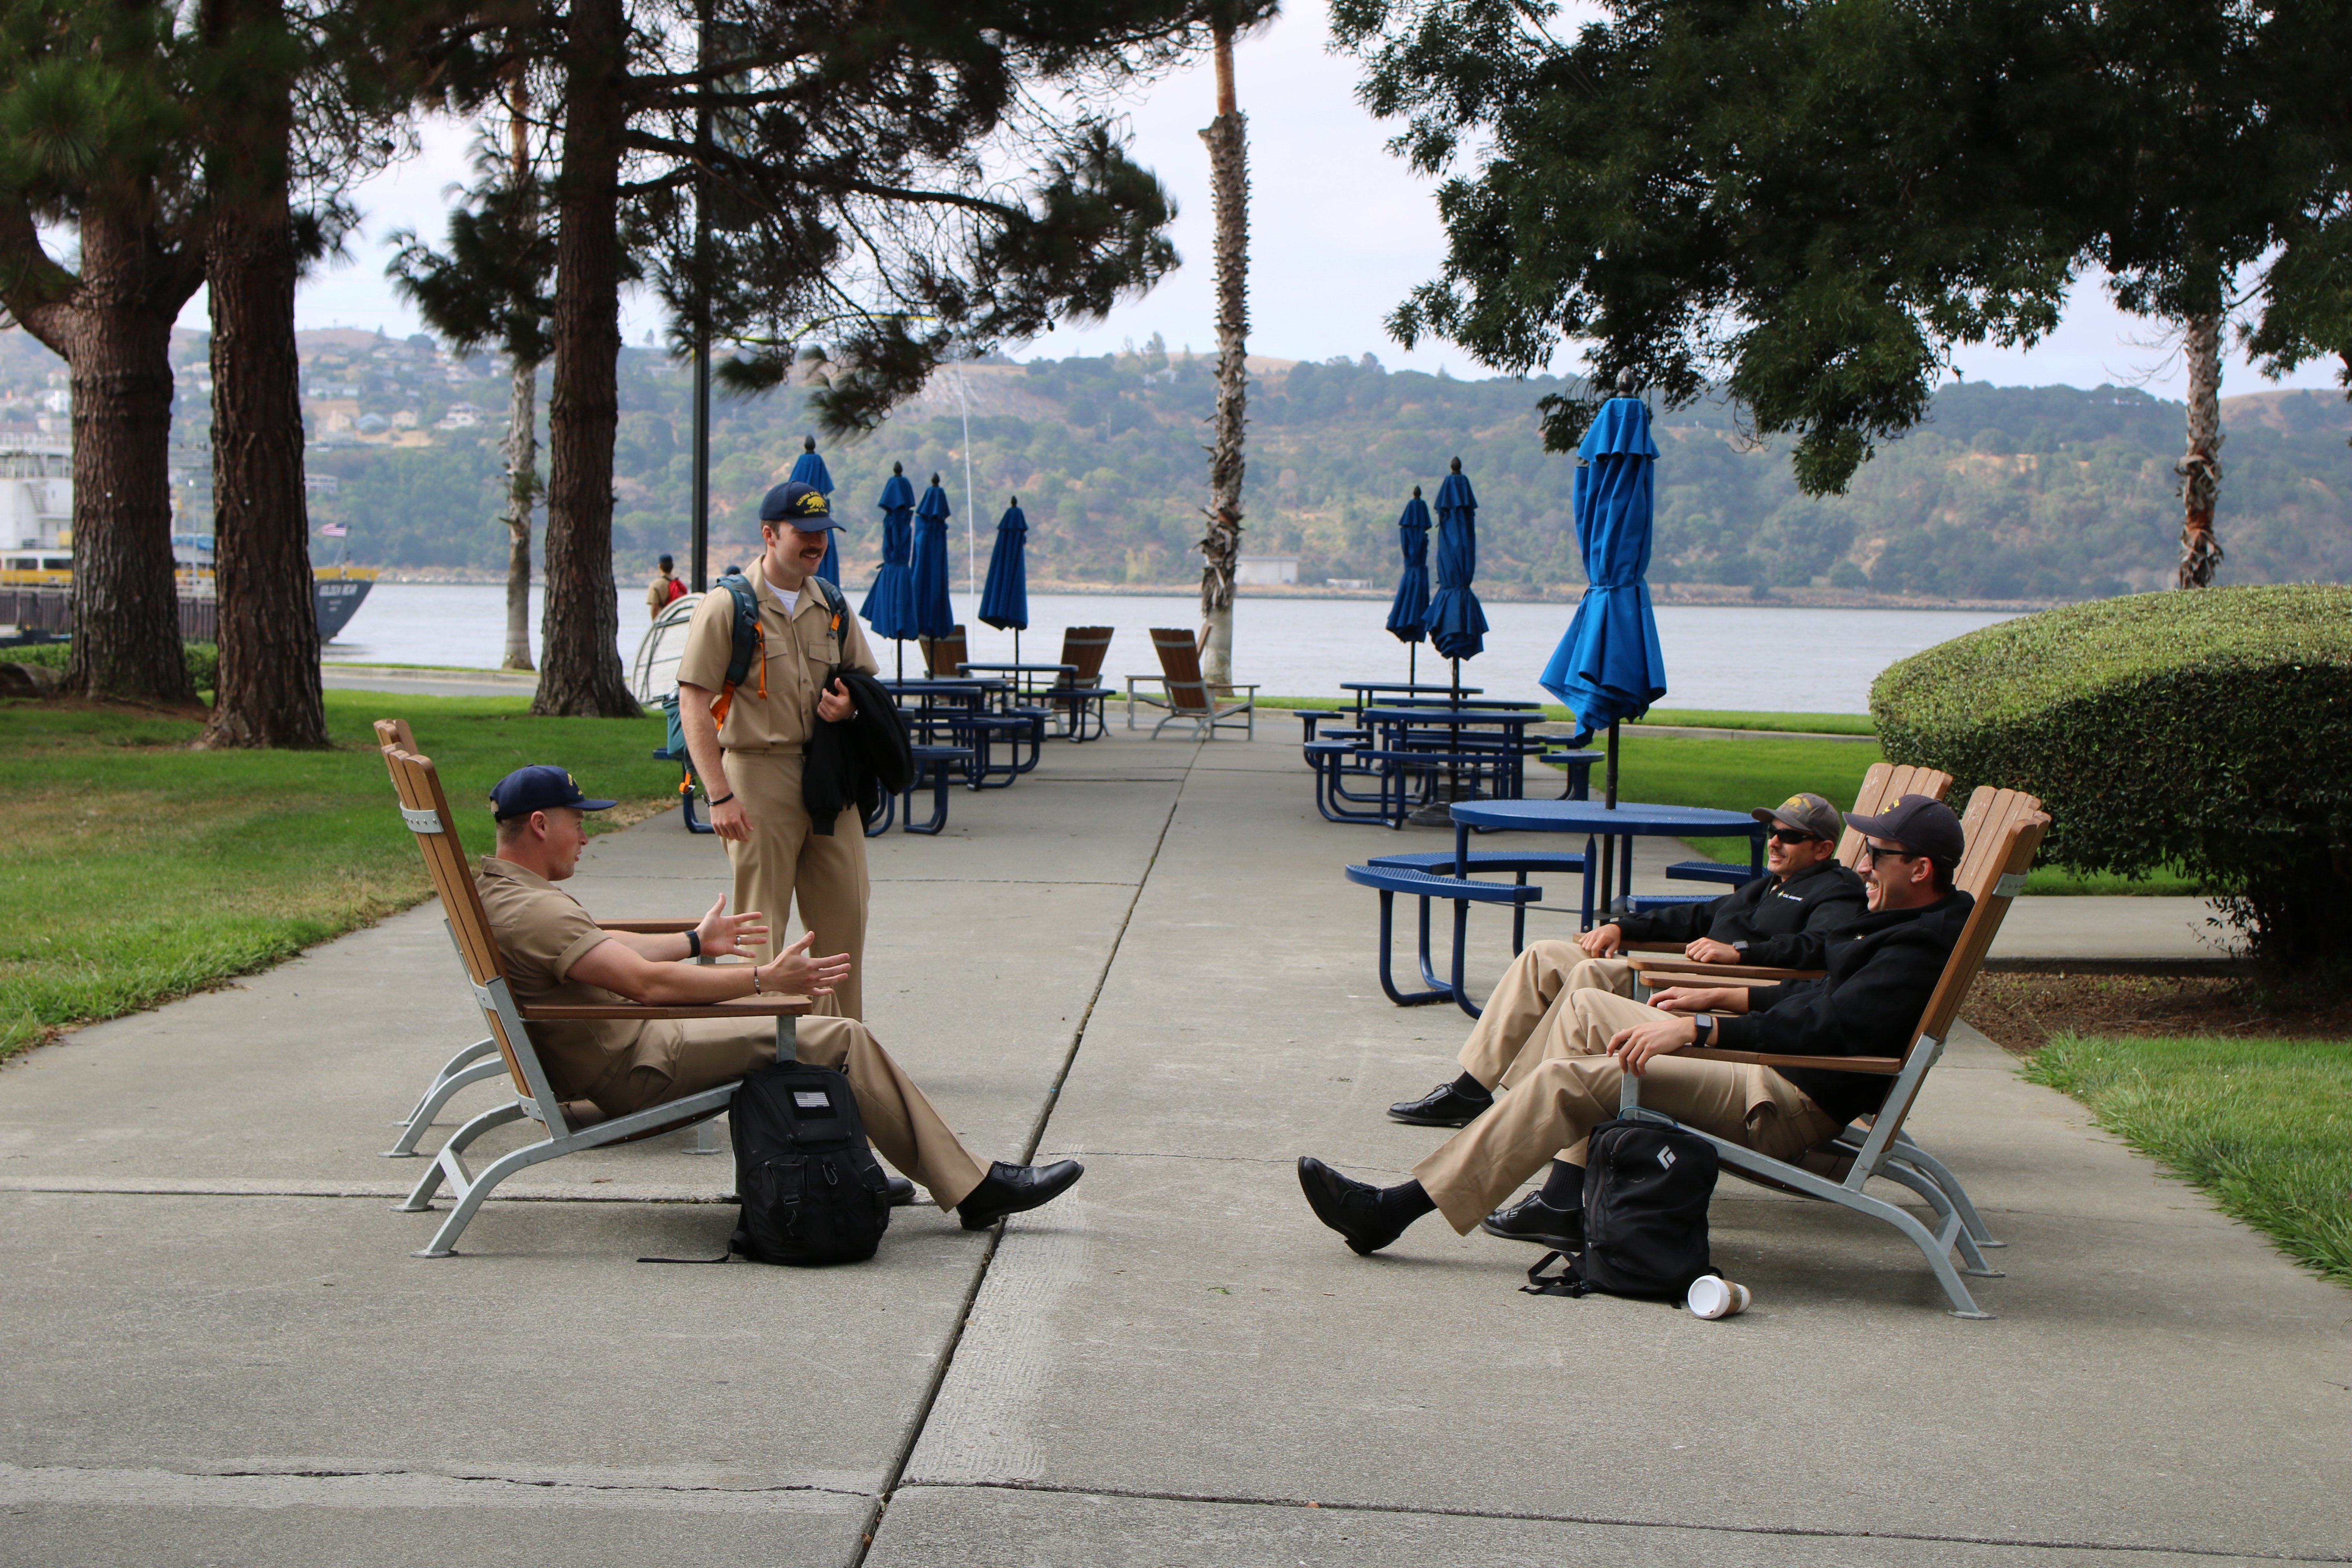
[490,764,618,822]
[1845,793,1964,865]
[759,479,840,527]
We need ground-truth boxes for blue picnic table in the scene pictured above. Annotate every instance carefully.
[1448,798,1766,931]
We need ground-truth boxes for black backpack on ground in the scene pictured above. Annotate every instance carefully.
[728,1059,892,1266]
[1524,1118,1719,1301]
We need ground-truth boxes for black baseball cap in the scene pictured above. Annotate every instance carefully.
[759,479,841,528]
[1750,791,1842,841]
[490,764,617,822]
[1846,793,1964,865]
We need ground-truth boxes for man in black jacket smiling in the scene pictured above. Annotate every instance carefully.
[1300,795,1974,1257]
[1388,792,1867,1129]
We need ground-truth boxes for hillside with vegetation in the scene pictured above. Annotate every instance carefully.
[6,327,2350,599]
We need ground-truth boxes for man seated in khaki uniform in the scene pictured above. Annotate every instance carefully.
[1297,795,1973,1258]
[476,764,1082,1231]
[1387,791,1866,1130]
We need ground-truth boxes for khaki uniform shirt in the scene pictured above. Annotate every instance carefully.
[474,855,681,1098]
[674,564,878,751]
[647,574,679,618]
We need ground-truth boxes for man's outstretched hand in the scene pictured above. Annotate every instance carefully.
[761,930,852,998]
[1578,923,1624,958]
[693,895,768,961]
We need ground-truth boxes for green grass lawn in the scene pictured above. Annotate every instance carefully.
[0,690,678,1060]
[2024,1033,2352,1288]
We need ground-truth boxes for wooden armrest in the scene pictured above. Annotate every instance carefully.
[1625,956,1824,981]
[1668,1045,1903,1075]
[521,996,812,1020]
[596,920,697,934]
[1635,970,1782,990]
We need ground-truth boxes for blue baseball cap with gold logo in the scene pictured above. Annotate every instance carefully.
[490,764,617,821]
[759,479,842,528]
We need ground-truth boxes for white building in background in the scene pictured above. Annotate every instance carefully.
[1235,555,1299,586]
[1,438,72,570]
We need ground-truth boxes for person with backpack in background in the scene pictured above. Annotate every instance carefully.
[475,764,1083,1232]
[647,554,687,619]
[676,481,879,1020]
[1296,795,1974,1259]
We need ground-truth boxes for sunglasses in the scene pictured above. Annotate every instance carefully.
[1768,829,1821,846]
[1856,841,1916,864]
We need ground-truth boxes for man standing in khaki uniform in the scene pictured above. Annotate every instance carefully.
[675,481,879,1020]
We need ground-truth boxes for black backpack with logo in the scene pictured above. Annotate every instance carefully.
[1524,1118,1719,1300]
[728,1059,892,1266]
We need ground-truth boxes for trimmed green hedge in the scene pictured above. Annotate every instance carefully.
[1871,585,2352,967]
[6,641,219,692]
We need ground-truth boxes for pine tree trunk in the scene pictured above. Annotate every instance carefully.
[534,0,637,717]
[198,0,327,749]
[1196,26,1249,687]
[501,74,536,673]
[52,211,196,704]
[2175,311,2225,589]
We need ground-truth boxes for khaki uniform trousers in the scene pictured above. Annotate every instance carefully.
[1457,942,1639,1089]
[725,749,868,1021]
[584,1014,989,1210]
[1414,987,1840,1236]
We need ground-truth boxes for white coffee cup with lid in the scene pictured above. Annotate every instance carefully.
[1686,1275,1751,1319]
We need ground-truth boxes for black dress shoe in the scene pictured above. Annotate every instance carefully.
[956,1159,1084,1230]
[1297,1156,1407,1255]
[886,1174,920,1207]
[1387,1081,1493,1127]
[1479,1192,1585,1250]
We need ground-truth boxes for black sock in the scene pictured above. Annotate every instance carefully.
[1538,1159,1584,1210]
[1376,1180,1437,1228]
[1449,1071,1493,1104]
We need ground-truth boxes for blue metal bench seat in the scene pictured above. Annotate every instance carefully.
[1343,862,1545,1018]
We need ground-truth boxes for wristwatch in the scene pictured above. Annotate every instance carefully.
[1731,940,1749,956]
[1692,1014,1715,1047]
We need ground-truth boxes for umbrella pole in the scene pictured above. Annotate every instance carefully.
[1598,719,1621,916]
[1409,641,1417,686]
[896,638,905,682]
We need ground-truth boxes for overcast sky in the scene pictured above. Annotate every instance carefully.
[245,0,2339,404]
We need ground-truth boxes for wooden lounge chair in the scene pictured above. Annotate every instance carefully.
[378,730,808,1256]
[921,624,969,678]
[1617,761,1955,946]
[377,719,715,1158]
[1620,793,2050,1316]
[1136,627,1258,739]
[1047,625,1116,740]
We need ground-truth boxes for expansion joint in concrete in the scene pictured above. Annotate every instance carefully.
[848,739,1204,1568]
[909,1479,2352,1563]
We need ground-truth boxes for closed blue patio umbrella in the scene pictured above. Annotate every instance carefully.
[1424,457,1488,695]
[977,497,1030,665]
[909,472,957,641]
[1537,392,1668,909]
[862,462,919,678]
[1385,486,1432,686]
[788,435,840,586]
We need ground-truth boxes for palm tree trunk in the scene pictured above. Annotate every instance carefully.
[534,0,638,717]
[1196,24,1249,686]
[501,74,537,673]
[2176,310,2225,589]
[198,0,327,748]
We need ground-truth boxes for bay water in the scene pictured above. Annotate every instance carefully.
[327,584,2017,715]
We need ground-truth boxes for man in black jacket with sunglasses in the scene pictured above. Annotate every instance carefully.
[1388,791,1868,1130]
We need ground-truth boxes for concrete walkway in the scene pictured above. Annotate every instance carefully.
[1,727,2341,1567]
